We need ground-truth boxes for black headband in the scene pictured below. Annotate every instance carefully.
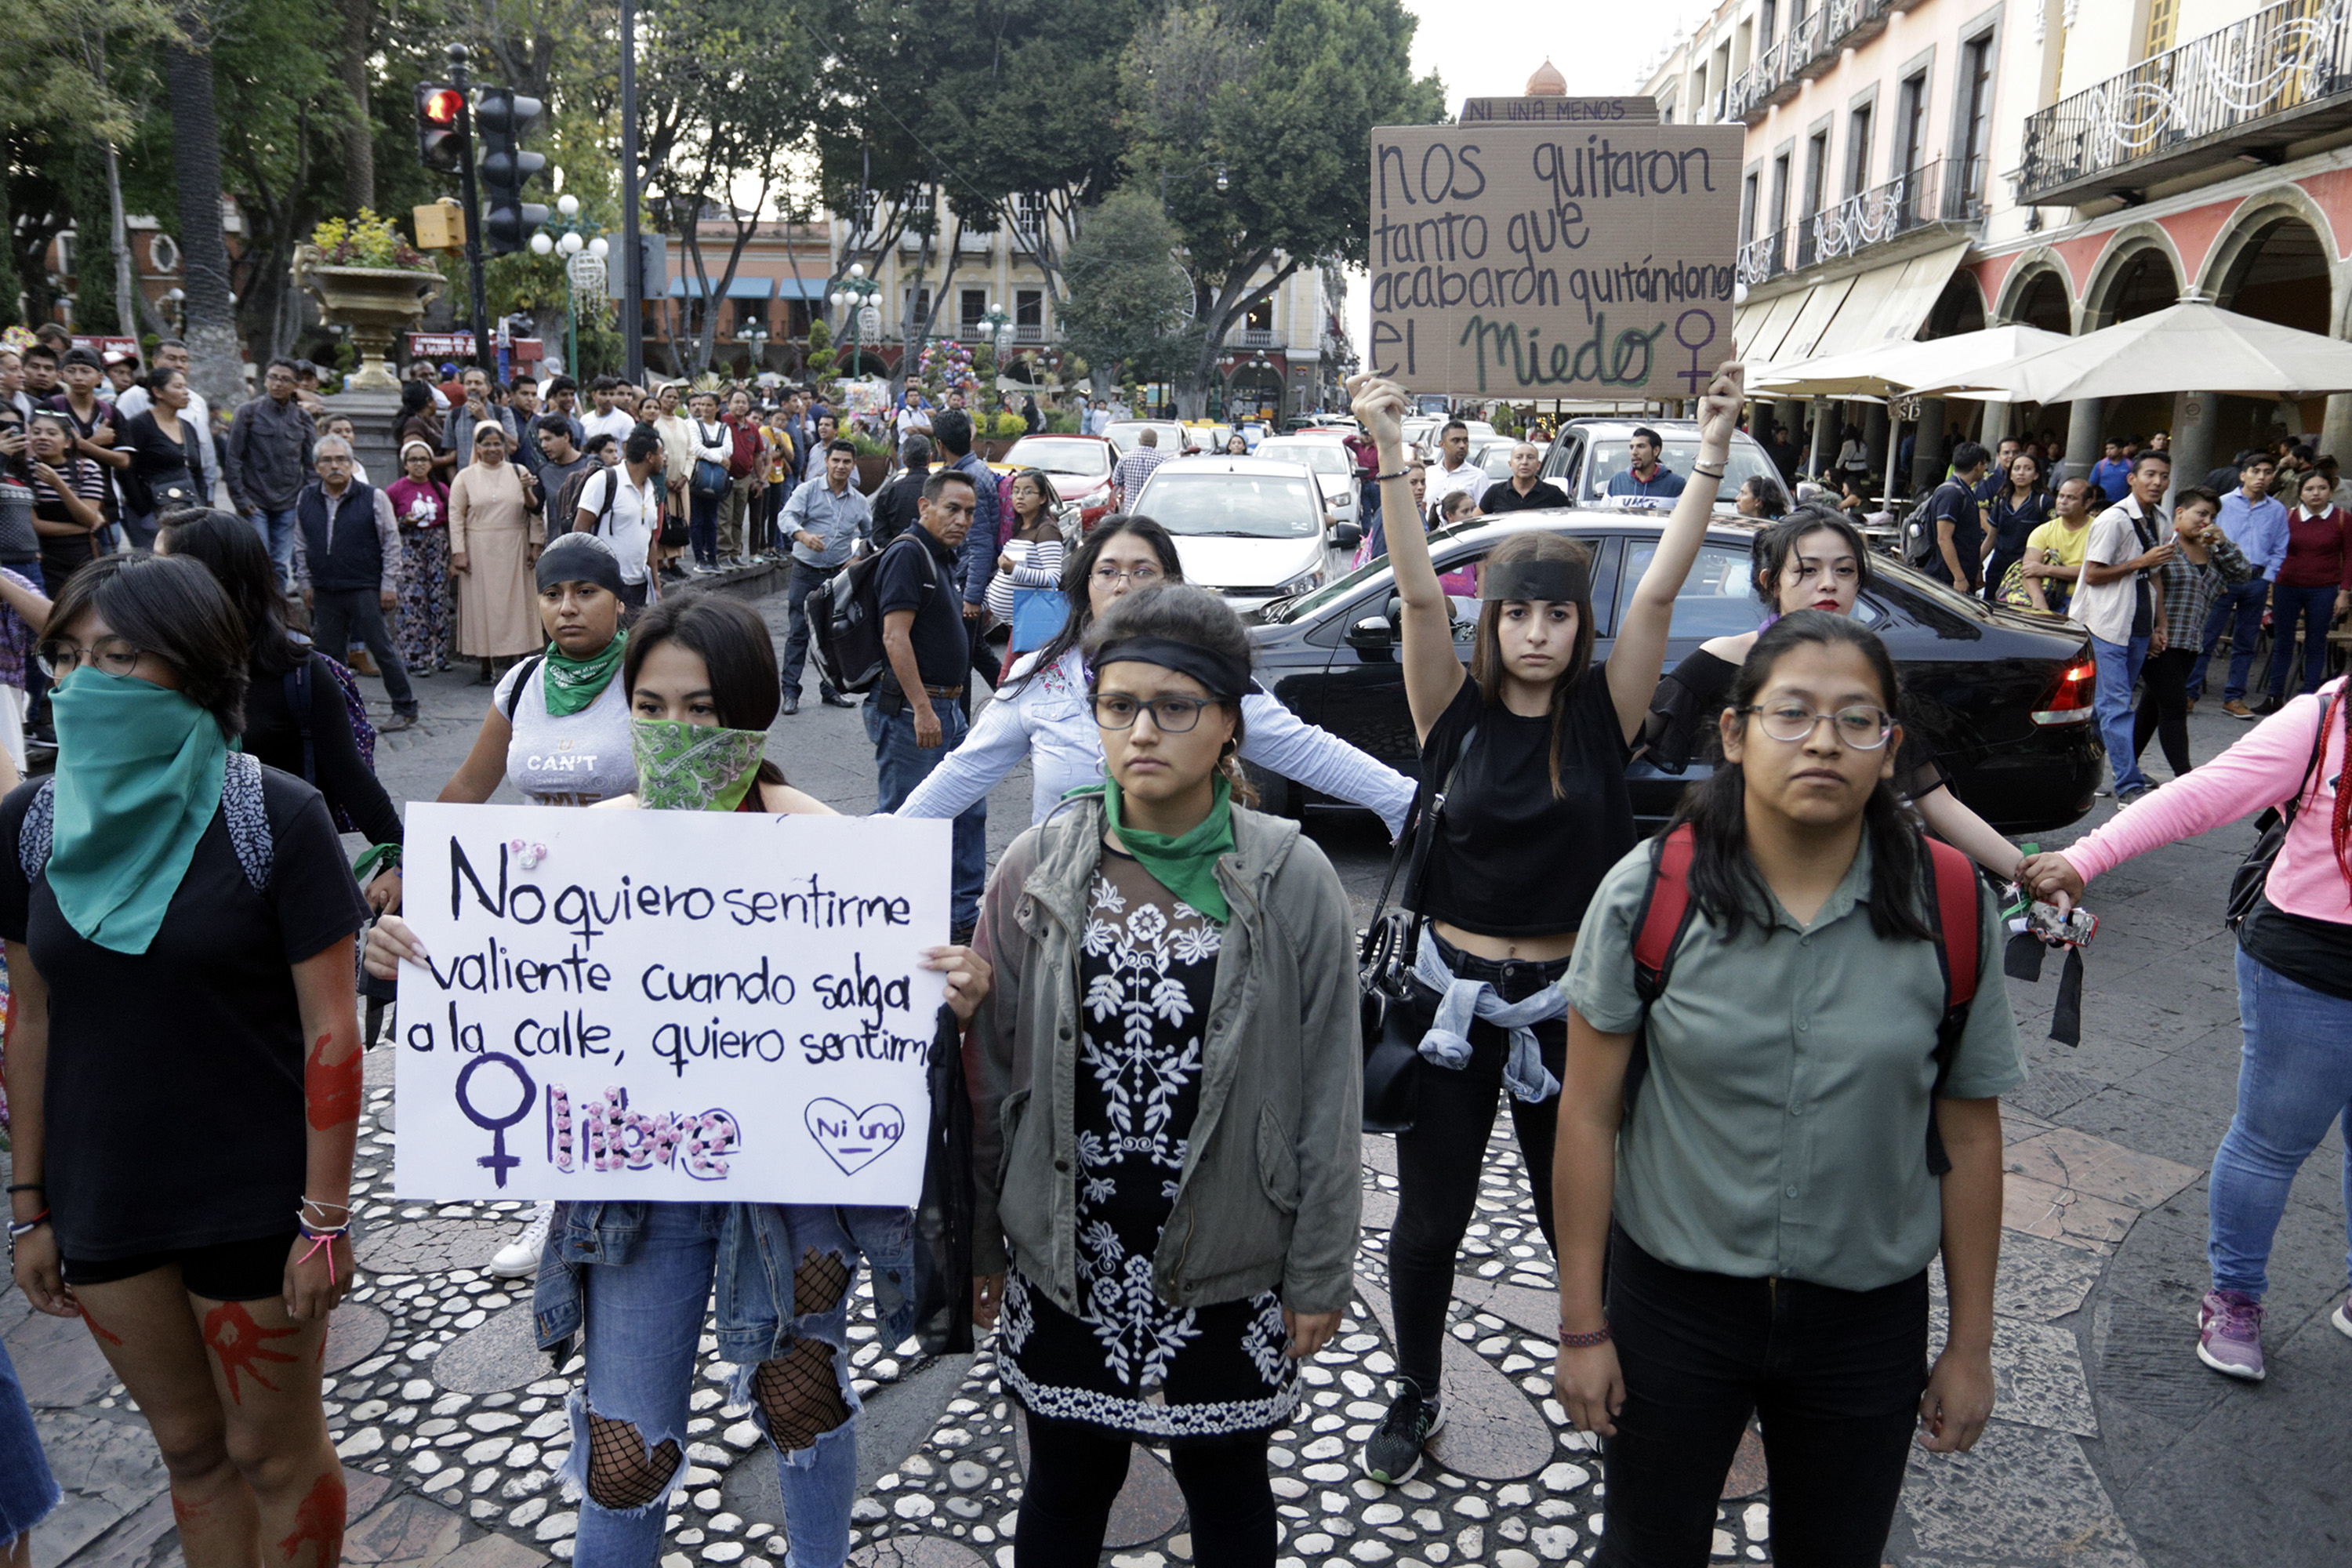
[1479,557,1591,603]
[537,536,627,596]
[1090,634,1251,700]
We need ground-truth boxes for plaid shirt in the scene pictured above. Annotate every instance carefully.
[2154,532,2256,637]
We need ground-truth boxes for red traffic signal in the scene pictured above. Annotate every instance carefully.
[416,83,466,173]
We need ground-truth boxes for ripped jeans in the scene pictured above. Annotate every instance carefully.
[563,1203,866,1568]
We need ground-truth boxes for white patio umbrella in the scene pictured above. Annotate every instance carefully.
[1911,301,2352,401]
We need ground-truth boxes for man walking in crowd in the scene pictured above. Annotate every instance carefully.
[870,435,934,550]
[935,409,1003,699]
[229,357,317,588]
[719,387,764,566]
[2075,449,2176,804]
[1919,441,1991,594]
[2089,438,2132,503]
[571,425,664,612]
[294,434,418,731]
[2193,451,2292,719]
[1481,441,1571,513]
[866,466,986,942]
[779,437,871,715]
[535,418,597,511]
[1428,419,1492,511]
[1605,425,1686,501]
[1110,425,1168,514]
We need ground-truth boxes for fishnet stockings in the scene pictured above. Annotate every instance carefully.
[750,1249,854,1451]
[583,1412,681,1511]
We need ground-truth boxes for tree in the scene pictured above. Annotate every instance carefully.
[162,5,246,409]
[1125,0,1443,415]
[1056,187,1195,383]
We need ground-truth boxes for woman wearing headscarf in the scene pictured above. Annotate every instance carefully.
[448,423,543,682]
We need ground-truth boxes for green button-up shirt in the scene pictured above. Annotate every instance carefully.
[1565,833,2025,1291]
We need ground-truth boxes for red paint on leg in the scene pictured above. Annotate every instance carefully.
[78,1301,125,1347]
[201,1299,299,1404]
[172,1492,212,1530]
[274,1472,345,1567]
[305,1033,361,1130]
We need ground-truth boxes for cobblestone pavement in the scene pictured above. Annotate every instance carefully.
[5,577,2347,1568]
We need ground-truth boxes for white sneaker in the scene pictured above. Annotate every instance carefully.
[489,1201,555,1279]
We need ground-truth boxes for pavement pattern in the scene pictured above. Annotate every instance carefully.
[5,571,2348,1568]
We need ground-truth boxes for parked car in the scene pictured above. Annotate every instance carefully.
[1541,418,1791,510]
[1251,434,1362,531]
[1104,419,1200,458]
[1131,455,1360,619]
[999,433,1119,530]
[1241,510,2102,831]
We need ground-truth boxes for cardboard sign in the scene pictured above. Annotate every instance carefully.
[1459,97,1659,125]
[394,804,951,1207]
[1367,123,1746,400]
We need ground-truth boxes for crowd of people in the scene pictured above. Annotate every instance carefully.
[0,329,2348,1568]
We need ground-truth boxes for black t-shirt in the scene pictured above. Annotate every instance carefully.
[1414,668,1635,937]
[243,650,404,845]
[1643,647,1948,800]
[871,467,931,550]
[1480,479,1573,514]
[0,766,372,1261]
[1919,481,1984,586]
[2239,893,2352,1001]
[874,525,964,690]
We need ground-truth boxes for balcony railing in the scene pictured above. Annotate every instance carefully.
[1738,227,1792,286]
[1236,328,1279,348]
[957,228,997,255]
[1012,323,1047,343]
[2020,0,2352,205]
[1725,0,1896,122]
[1738,158,1984,283]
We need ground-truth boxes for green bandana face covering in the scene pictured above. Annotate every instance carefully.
[1083,772,1236,923]
[631,718,768,811]
[46,668,230,954]
[542,629,627,718]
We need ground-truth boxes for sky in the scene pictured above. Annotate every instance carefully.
[1339,0,1717,387]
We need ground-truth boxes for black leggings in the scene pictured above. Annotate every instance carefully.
[1389,936,1570,1396]
[2132,644,2198,777]
[1014,1414,1275,1567]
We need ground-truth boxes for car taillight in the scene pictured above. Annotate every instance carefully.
[2031,653,2097,724]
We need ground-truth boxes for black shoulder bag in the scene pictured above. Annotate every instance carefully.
[1357,724,1472,1134]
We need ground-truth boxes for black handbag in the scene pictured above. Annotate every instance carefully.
[908,1004,976,1357]
[2227,688,2339,931]
[1356,727,1471,1134]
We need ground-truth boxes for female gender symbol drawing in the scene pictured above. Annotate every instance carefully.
[457,1053,537,1188]
[1675,309,1720,394]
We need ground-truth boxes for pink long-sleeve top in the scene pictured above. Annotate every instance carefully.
[2060,675,2348,924]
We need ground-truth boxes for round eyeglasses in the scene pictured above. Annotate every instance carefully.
[1741,702,1893,749]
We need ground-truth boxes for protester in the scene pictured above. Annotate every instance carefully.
[684,391,731,574]
[779,438,873,716]
[1110,426,1168,514]
[2129,488,2254,780]
[1482,442,1571,514]
[363,590,990,1566]
[967,582,1358,1567]
[1428,420,1492,511]
[2256,467,2351,714]
[2017,476,2096,616]
[2074,450,2176,803]
[387,441,455,675]
[901,514,1414,832]
[155,510,403,860]
[1918,441,1991,593]
[289,437,417,732]
[984,470,1069,673]
[2194,453,2291,719]
[1556,611,2016,1563]
[25,412,107,598]
[448,423,543,682]
[1643,509,2030,880]
[866,467,987,939]
[1345,360,1740,1486]
[227,359,317,587]
[2025,673,2350,1385]
[4,552,371,1568]
[1982,450,2053,605]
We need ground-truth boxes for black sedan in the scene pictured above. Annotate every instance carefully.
[1243,510,2104,833]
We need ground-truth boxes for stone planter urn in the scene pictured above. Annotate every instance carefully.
[293,244,444,391]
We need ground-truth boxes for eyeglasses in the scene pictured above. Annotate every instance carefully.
[1742,702,1893,749]
[1091,564,1163,586]
[38,636,144,679]
[1091,692,1215,733]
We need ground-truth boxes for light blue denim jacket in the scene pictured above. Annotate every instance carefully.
[533,1201,916,1365]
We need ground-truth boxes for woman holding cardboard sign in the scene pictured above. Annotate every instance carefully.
[365,591,990,1568]
[968,583,1361,1567]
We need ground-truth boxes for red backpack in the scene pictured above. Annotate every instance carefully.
[1626,823,1982,1174]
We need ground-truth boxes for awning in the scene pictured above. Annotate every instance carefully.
[1806,264,1907,360]
[771,277,829,301]
[1737,289,1811,368]
[1773,277,1857,365]
[667,275,775,299]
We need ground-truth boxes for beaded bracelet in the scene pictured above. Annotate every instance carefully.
[1556,1321,1611,1348]
[1374,468,1411,483]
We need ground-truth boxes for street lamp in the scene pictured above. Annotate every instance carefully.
[538,194,608,377]
[830,260,880,385]
[739,317,770,376]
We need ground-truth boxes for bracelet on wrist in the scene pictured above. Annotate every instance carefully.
[1556,1320,1611,1348]
[9,1210,50,1242]
[5,1182,43,1194]
[1374,469,1410,483]
[1692,463,1727,480]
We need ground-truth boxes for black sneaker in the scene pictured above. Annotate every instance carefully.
[780,690,800,716]
[2254,695,2286,716]
[1359,1379,1444,1485]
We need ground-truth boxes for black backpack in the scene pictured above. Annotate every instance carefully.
[1900,481,1969,568]
[551,462,620,540]
[809,535,939,696]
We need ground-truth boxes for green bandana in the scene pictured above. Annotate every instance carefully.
[541,630,628,717]
[631,718,768,811]
[1080,773,1236,923]
[46,669,230,954]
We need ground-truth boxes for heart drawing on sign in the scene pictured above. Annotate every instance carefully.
[804,1098,907,1176]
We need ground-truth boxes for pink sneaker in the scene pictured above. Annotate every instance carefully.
[2198,1289,2266,1381]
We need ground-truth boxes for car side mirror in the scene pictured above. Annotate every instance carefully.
[1345,615,1394,654]
[1331,522,1363,551]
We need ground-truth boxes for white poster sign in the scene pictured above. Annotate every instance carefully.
[394,804,951,1207]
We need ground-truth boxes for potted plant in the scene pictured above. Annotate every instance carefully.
[848,428,895,492]
[293,210,444,391]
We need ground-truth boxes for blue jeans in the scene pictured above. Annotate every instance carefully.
[2089,631,2151,794]
[0,1334,60,1548]
[2267,581,2339,699]
[2190,577,2270,702]
[2209,950,2352,1298]
[864,693,985,931]
[690,489,720,568]
[251,506,297,586]
[563,1203,865,1568]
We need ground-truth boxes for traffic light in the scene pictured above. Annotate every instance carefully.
[415,83,466,173]
[476,87,549,256]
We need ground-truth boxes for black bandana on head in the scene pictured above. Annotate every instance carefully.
[537,534,628,597]
[1089,634,1252,701]
[1479,556,1592,603]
